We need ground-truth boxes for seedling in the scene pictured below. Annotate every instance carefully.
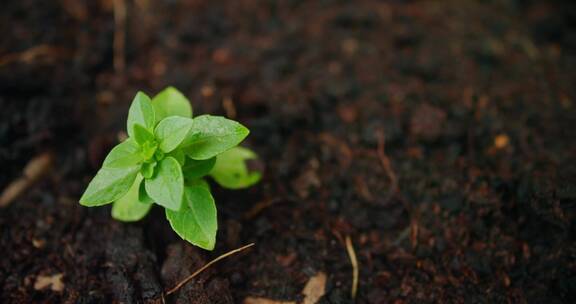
[79,87,261,250]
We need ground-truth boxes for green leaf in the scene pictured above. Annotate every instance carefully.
[140,161,157,179]
[144,157,183,211]
[210,147,261,189]
[127,92,155,137]
[168,149,186,166]
[139,181,154,204]
[187,178,210,190]
[133,124,155,146]
[182,157,216,180]
[153,149,165,162]
[165,185,217,250]
[80,165,140,206]
[152,87,193,121]
[112,175,152,221]
[155,116,194,153]
[182,115,249,160]
[140,141,158,162]
[103,139,142,168]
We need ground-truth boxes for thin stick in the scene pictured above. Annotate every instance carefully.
[0,152,53,207]
[165,243,255,295]
[0,45,66,67]
[376,130,398,203]
[113,0,126,73]
[345,236,359,300]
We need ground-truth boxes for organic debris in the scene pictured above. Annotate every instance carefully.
[302,272,327,304]
[33,273,64,292]
[0,153,52,207]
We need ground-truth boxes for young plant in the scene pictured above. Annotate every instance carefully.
[79,87,261,250]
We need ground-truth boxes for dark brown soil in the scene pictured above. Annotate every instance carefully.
[1,0,575,303]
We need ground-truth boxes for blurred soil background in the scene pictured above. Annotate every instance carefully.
[0,0,575,303]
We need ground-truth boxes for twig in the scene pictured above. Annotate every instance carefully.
[165,243,255,295]
[0,45,66,67]
[410,211,420,249]
[376,130,398,203]
[222,96,237,119]
[113,0,127,73]
[243,198,276,220]
[345,236,359,301]
[0,152,53,207]
[243,197,286,220]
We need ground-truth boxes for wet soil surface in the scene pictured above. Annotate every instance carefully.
[1,0,575,303]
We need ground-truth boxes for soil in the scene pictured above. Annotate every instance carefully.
[1,0,575,303]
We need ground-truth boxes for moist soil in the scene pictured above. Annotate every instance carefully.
[1,0,575,303]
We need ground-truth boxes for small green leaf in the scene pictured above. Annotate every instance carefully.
[80,165,140,206]
[103,139,143,168]
[133,124,155,146]
[139,141,158,162]
[141,161,157,179]
[152,87,193,121]
[182,157,216,180]
[182,115,249,160]
[139,181,154,204]
[112,175,152,221]
[144,157,184,211]
[210,147,261,189]
[154,149,165,162]
[127,92,155,137]
[155,116,194,153]
[165,185,217,250]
